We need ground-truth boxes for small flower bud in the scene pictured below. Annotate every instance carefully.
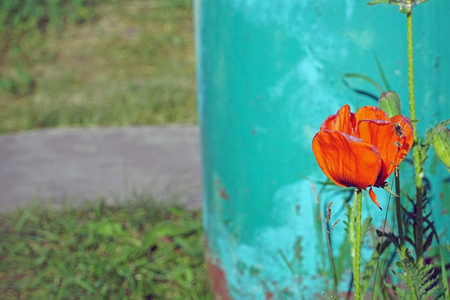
[398,2,413,13]
[431,125,450,170]
[378,91,401,118]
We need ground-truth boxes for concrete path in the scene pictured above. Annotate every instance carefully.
[0,125,202,212]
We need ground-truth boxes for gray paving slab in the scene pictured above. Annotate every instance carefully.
[0,125,202,212]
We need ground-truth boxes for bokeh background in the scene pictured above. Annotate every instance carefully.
[0,0,197,133]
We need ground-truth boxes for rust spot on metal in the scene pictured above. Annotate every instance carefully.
[214,178,229,200]
[207,259,232,300]
[265,291,274,300]
[220,188,229,200]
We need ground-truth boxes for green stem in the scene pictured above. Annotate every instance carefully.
[326,227,338,297]
[406,10,424,264]
[350,189,363,299]
[395,169,405,247]
[372,194,392,300]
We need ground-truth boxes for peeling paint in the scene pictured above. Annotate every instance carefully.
[265,291,274,300]
[208,259,232,300]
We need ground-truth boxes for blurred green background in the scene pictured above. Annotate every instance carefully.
[0,0,197,133]
[0,1,208,299]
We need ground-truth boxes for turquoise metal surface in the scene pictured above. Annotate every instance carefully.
[194,0,449,298]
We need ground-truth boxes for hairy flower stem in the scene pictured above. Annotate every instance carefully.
[350,189,363,299]
[406,10,424,264]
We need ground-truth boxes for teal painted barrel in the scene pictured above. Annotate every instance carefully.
[194,0,450,298]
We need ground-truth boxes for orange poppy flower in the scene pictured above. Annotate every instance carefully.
[312,104,413,209]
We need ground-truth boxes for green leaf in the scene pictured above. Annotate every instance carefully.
[393,250,442,299]
[422,232,434,251]
[360,251,379,295]
[374,53,391,91]
[386,282,410,299]
[380,182,399,197]
[367,0,398,6]
[361,217,373,242]
[344,73,385,93]
[415,0,431,4]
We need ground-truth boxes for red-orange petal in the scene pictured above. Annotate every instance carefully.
[390,115,414,165]
[369,187,382,210]
[355,106,390,123]
[321,105,356,135]
[356,120,396,184]
[356,116,413,186]
[312,130,381,189]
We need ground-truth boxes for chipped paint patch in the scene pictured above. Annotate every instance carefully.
[208,259,231,300]
[265,291,274,300]
[206,243,232,300]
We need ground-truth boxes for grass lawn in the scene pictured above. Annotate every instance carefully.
[0,0,197,133]
[0,197,211,299]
